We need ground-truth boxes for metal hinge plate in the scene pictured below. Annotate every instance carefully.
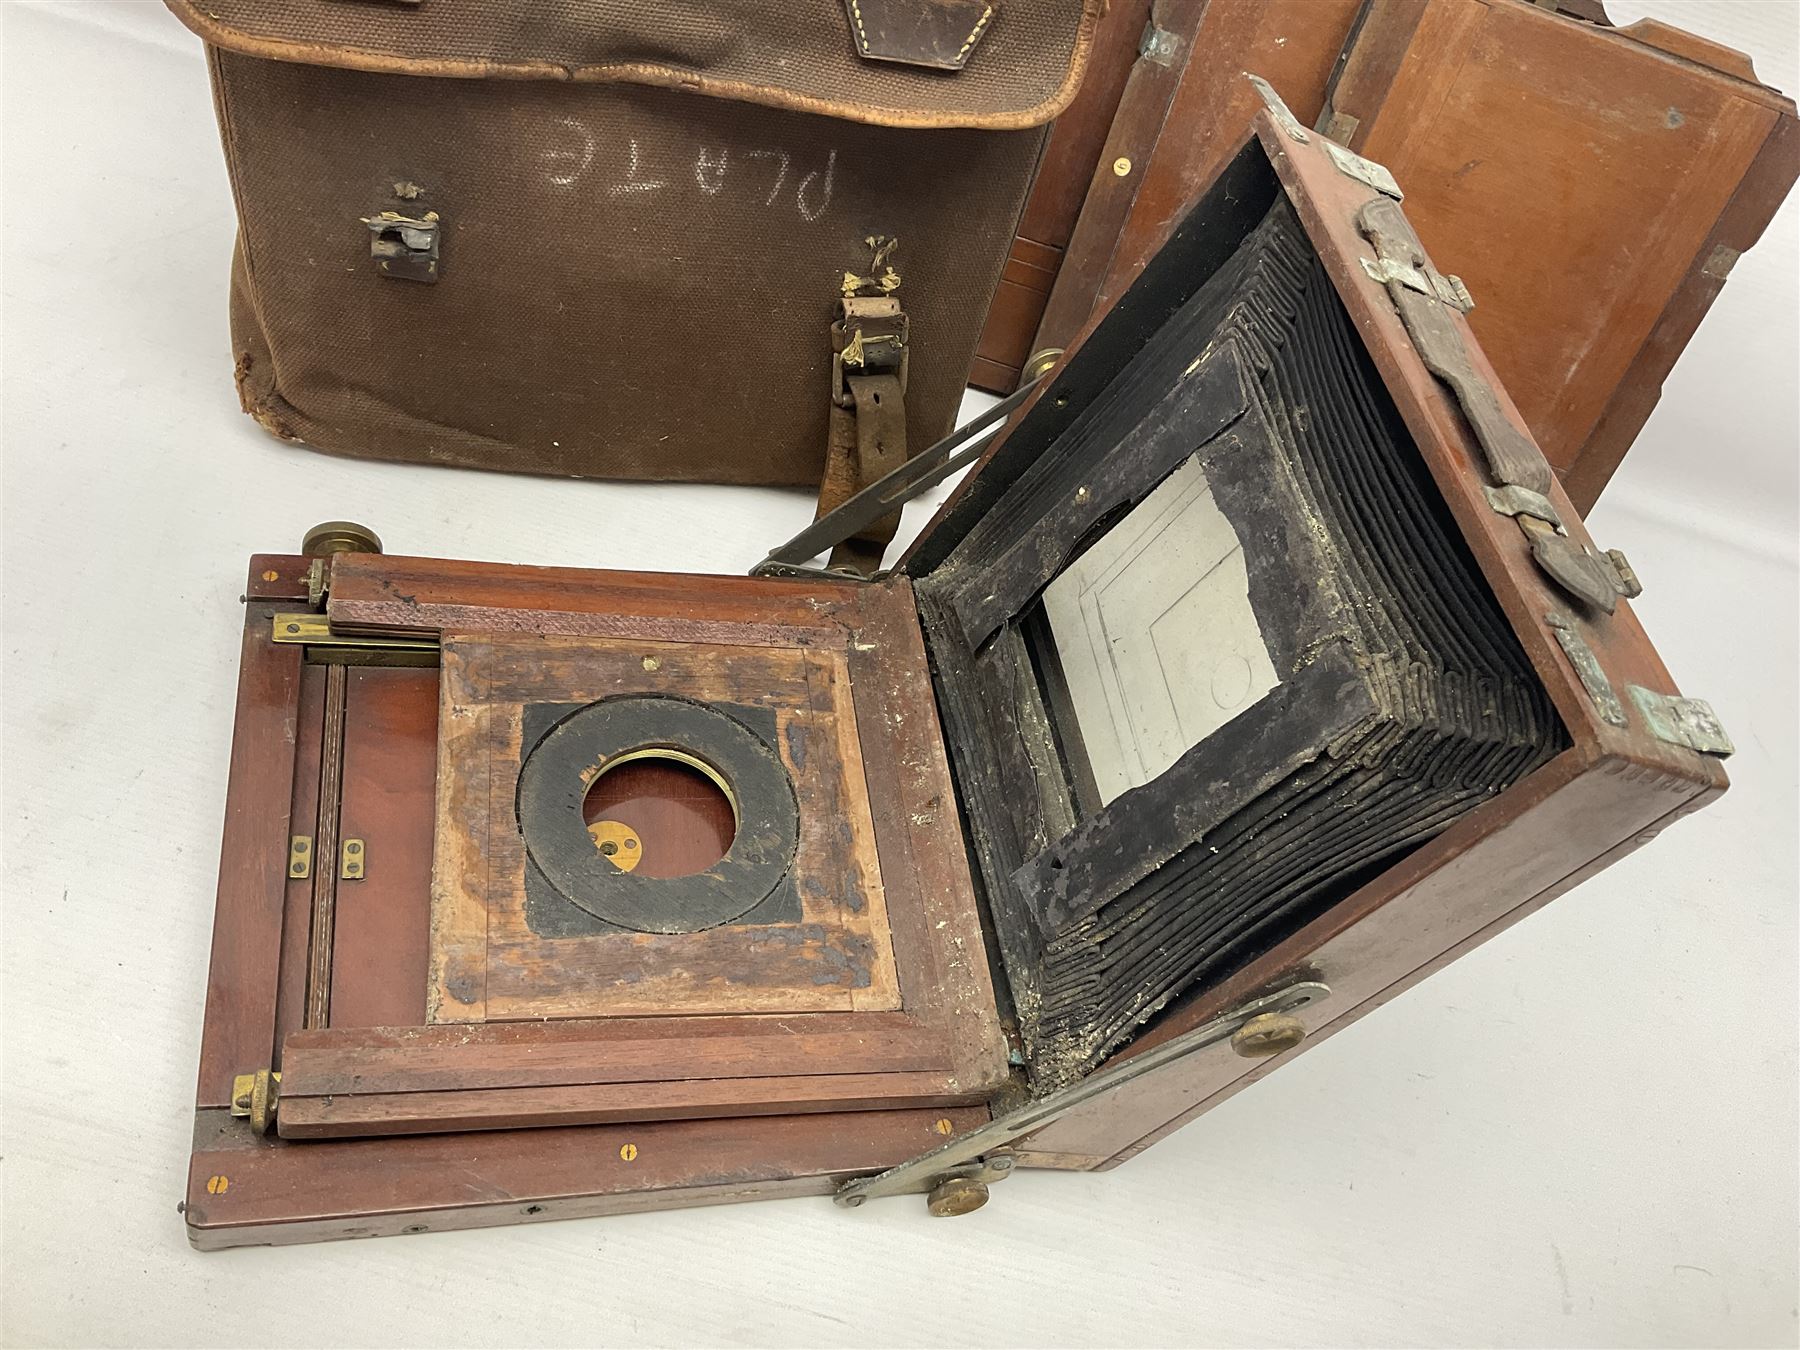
[1324,139,1404,202]
[1139,22,1180,65]
[1251,75,1406,206]
[1483,483,1565,532]
[1518,518,1642,614]
[1248,74,1309,143]
[1546,612,1627,727]
[1361,256,1473,312]
[1356,198,1646,615]
[1628,687,1735,757]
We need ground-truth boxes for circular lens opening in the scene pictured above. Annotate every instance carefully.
[582,752,736,878]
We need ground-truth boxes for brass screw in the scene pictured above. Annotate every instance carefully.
[1230,1012,1307,1058]
[926,1177,989,1217]
[1112,156,1133,177]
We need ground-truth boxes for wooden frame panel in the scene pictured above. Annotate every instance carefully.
[194,569,307,1108]
[186,1104,988,1248]
[255,566,1008,1137]
[1328,0,1796,509]
[429,632,901,1021]
[327,665,438,1028]
[191,570,1004,1237]
[280,1016,949,1095]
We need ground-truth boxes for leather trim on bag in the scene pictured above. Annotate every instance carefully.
[163,0,1101,132]
[846,0,996,71]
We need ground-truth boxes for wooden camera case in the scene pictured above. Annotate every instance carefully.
[972,0,1798,514]
[186,98,1731,1249]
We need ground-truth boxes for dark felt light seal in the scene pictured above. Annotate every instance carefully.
[515,695,799,934]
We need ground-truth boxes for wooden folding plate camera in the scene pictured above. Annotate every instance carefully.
[186,85,1733,1248]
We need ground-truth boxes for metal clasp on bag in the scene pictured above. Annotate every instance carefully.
[832,237,908,407]
[362,210,440,283]
[831,297,909,407]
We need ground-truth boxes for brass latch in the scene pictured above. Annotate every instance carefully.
[1483,488,1642,613]
[230,1069,280,1136]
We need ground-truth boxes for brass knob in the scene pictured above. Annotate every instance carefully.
[301,521,383,557]
[1021,347,1065,385]
[1230,1012,1307,1058]
[926,1176,990,1217]
[230,1068,281,1135]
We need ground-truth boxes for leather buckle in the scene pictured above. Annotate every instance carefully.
[832,297,909,408]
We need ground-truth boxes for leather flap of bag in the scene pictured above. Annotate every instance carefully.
[163,0,1101,130]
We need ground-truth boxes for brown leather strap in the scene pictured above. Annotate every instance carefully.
[815,255,910,575]
[825,372,908,572]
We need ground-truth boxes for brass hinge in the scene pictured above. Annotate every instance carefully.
[288,835,313,879]
[1515,517,1643,612]
[1483,489,1642,609]
[1361,254,1472,311]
